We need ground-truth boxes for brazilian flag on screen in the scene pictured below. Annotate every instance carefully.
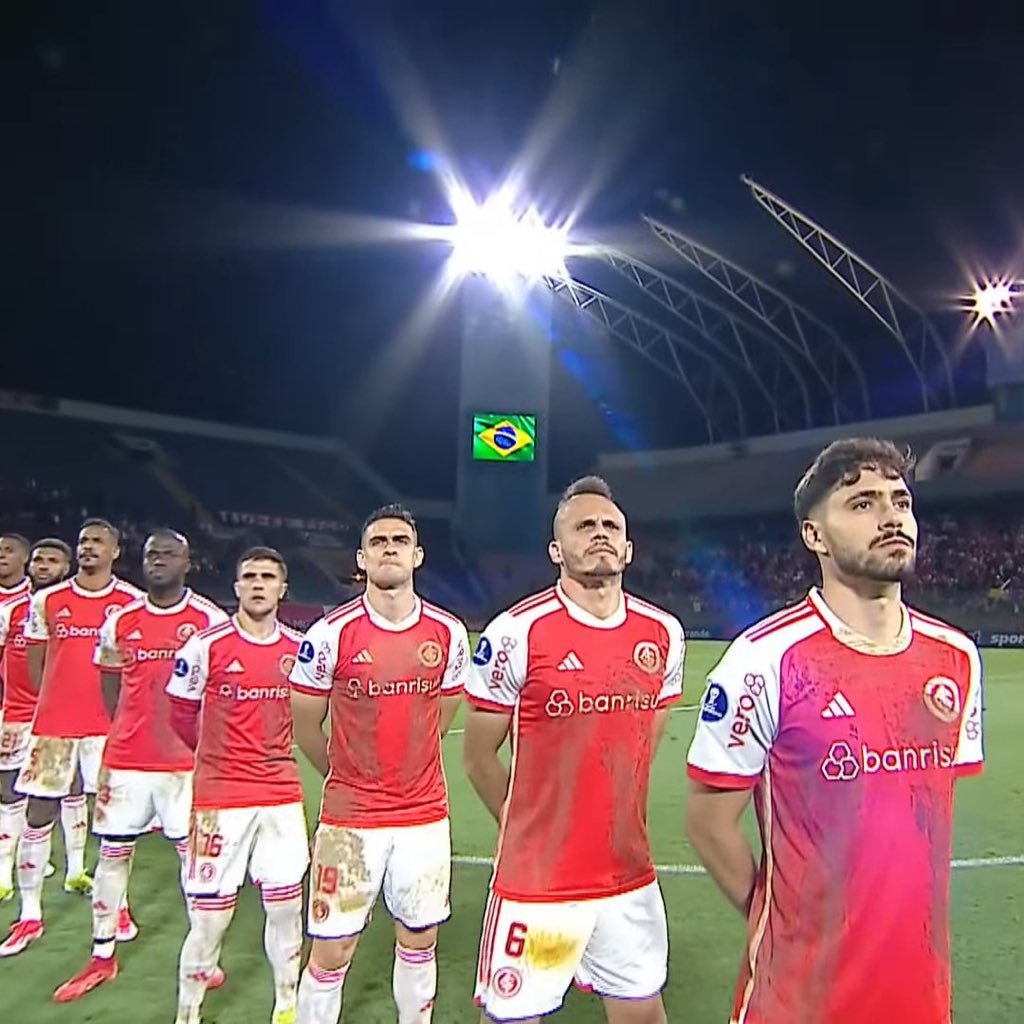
[473,414,537,462]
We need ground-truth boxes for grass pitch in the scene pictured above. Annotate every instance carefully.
[2,641,1021,1023]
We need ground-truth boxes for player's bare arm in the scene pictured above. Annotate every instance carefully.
[25,644,45,694]
[685,781,757,914]
[652,707,673,752]
[439,693,462,737]
[99,668,122,720]
[291,690,330,776]
[463,706,512,821]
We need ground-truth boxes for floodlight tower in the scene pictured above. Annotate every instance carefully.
[742,175,955,411]
[448,193,564,556]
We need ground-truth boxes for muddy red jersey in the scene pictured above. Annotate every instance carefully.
[687,588,984,1024]
[95,590,228,772]
[25,577,143,738]
[166,618,303,809]
[0,596,35,723]
[466,585,685,902]
[290,595,469,828]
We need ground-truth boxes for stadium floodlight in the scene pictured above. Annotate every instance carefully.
[970,279,1019,326]
[447,189,569,283]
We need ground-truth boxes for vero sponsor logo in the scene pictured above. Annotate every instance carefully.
[820,739,956,781]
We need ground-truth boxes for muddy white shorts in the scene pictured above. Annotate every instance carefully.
[475,879,669,1020]
[0,722,33,772]
[15,734,106,797]
[92,767,193,840]
[185,802,309,898]
[307,817,451,939]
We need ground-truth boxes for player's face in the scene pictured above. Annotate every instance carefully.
[77,525,119,573]
[29,546,70,589]
[550,493,633,580]
[357,519,423,591]
[234,558,287,618]
[142,535,190,589]
[805,467,918,583]
[0,537,28,580]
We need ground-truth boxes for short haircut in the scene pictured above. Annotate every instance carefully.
[0,534,31,554]
[236,545,288,580]
[793,438,916,523]
[554,474,616,524]
[361,503,418,541]
[145,527,190,548]
[80,517,120,544]
[31,538,73,562]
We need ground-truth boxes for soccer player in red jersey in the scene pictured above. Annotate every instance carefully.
[54,529,228,1001]
[464,477,685,1024]
[1,519,142,957]
[0,534,31,603]
[291,504,470,1024]
[686,439,985,1024]
[0,539,72,900]
[166,546,306,1024]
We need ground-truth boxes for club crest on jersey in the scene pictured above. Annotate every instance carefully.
[279,654,296,678]
[492,967,523,998]
[311,899,330,924]
[177,623,198,643]
[418,640,443,669]
[923,676,961,723]
[632,641,662,675]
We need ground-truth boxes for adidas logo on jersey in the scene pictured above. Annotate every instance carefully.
[557,652,584,672]
[225,659,245,674]
[352,649,373,665]
[821,691,856,719]
[57,608,72,619]
[126,629,143,641]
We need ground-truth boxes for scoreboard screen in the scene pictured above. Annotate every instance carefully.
[472,413,537,462]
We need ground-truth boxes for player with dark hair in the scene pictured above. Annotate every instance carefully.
[0,539,72,900]
[0,535,31,602]
[686,438,984,1024]
[54,529,228,1001]
[1,520,142,957]
[167,546,305,1024]
[291,503,469,1024]
[464,476,685,1024]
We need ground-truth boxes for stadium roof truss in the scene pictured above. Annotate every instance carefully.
[644,216,871,425]
[741,175,955,412]
[544,275,747,442]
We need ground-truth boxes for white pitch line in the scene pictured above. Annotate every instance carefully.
[451,853,1024,875]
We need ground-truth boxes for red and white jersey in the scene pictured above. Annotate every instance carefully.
[290,594,470,828]
[166,618,303,810]
[0,578,30,605]
[0,596,35,723]
[25,576,143,738]
[466,584,685,902]
[687,588,984,1024]
[95,590,228,772]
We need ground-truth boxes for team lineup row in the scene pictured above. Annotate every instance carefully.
[0,438,986,1024]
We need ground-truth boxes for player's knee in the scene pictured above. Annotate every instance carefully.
[25,797,59,829]
[0,772,22,804]
[310,936,359,971]
[395,921,438,951]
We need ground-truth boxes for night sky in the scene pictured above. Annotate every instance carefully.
[5,1,1022,497]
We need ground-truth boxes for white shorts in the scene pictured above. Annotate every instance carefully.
[92,767,193,841]
[185,802,309,897]
[0,722,33,772]
[307,818,451,939]
[15,734,106,798]
[475,880,668,1020]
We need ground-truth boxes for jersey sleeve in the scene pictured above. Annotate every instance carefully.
[657,616,686,706]
[23,590,49,643]
[441,620,471,693]
[953,639,984,777]
[93,611,125,670]
[0,603,12,649]
[288,617,337,695]
[166,634,209,702]
[686,636,780,789]
[465,611,529,713]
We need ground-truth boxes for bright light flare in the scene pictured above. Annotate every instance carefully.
[446,189,571,284]
[972,279,1018,324]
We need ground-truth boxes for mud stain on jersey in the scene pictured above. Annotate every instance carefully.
[524,929,581,971]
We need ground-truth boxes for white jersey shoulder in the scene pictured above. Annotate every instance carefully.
[422,600,471,693]
[24,580,73,641]
[289,597,363,693]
